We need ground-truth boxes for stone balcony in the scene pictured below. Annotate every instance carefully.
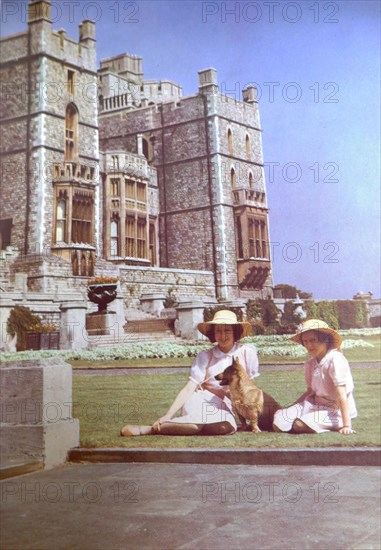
[52,161,98,184]
[232,187,266,207]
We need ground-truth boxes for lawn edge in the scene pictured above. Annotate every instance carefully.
[68,447,381,467]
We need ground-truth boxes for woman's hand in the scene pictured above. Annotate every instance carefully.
[339,426,356,435]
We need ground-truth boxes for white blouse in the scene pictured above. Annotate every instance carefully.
[305,348,357,418]
[189,343,259,398]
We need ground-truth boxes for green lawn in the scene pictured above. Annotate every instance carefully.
[73,366,381,449]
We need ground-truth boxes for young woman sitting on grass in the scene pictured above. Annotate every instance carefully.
[273,319,357,435]
[121,310,260,436]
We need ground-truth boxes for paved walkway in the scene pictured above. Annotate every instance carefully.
[1,462,380,549]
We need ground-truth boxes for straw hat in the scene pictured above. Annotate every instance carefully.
[290,319,342,348]
[197,309,252,339]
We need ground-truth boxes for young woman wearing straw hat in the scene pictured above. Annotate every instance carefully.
[273,319,357,435]
[121,309,261,436]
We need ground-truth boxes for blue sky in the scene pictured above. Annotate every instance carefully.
[1,0,380,299]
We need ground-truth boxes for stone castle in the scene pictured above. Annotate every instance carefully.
[0,0,274,345]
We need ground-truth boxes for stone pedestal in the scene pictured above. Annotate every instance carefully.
[175,301,206,340]
[140,293,166,316]
[0,358,79,470]
[60,301,88,349]
[86,312,115,336]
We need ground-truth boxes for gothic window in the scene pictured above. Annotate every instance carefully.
[235,213,269,260]
[249,171,253,188]
[245,134,251,160]
[230,167,236,188]
[248,218,256,257]
[149,222,156,265]
[110,178,119,196]
[137,217,146,258]
[65,103,78,160]
[142,137,150,161]
[235,216,243,258]
[126,215,135,256]
[67,70,75,95]
[227,129,233,155]
[72,252,79,275]
[137,182,146,203]
[56,197,67,242]
[112,155,119,171]
[71,191,93,244]
[125,179,135,199]
[0,218,12,250]
[110,219,119,257]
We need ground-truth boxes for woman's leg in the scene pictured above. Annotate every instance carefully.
[292,418,316,434]
[273,404,302,432]
[201,421,236,435]
[153,422,202,435]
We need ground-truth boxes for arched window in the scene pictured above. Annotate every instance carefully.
[249,171,253,188]
[110,219,119,257]
[65,103,78,160]
[245,134,251,160]
[56,197,67,242]
[230,167,236,188]
[227,128,233,155]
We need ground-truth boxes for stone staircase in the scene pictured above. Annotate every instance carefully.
[87,309,180,347]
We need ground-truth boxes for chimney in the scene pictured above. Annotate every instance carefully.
[242,85,258,104]
[79,20,96,43]
[28,0,51,23]
[198,68,218,95]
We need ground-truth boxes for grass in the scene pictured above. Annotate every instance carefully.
[73,366,381,449]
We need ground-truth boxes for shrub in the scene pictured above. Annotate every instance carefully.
[336,300,368,329]
[250,320,265,335]
[247,298,280,327]
[7,306,43,351]
[302,300,339,330]
[163,288,177,309]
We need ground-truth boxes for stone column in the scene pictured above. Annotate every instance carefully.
[175,301,206,340]
[60,301,88,349]
[0,358,79,470]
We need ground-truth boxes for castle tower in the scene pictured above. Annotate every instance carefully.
[99,65,273,299]
[0,0,100,277]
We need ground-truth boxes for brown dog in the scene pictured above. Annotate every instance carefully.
[215,357,264,432]
[215,357,281,432]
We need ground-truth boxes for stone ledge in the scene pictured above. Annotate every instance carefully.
[68,447,381,467]
[0,462,43,480]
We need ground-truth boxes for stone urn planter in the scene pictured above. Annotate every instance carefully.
[87,283,118,313]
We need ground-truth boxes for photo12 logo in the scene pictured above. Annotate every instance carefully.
[1,2,140,24]
[219,81,340,104]
[201,2,340,24]
[202,481,340,503]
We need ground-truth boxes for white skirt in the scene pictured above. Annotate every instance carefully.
[273,397,344,433]
[166,389,237,430]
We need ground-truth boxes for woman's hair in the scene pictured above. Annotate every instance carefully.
[206,325,244,343]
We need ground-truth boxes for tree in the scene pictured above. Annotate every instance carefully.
[274,284,312,299]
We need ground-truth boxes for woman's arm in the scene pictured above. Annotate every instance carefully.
[152,379,198,429]
[292,388,313,405]
[335,385,356,435]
